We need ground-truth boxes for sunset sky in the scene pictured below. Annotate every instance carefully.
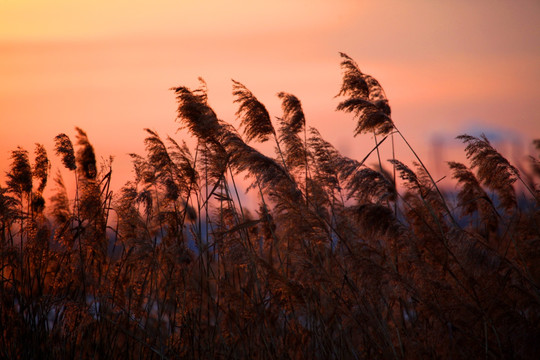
[1,0,539,191]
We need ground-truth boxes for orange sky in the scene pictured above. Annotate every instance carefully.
[1,0,539,192]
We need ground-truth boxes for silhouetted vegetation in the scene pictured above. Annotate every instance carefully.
[1,53,539,359]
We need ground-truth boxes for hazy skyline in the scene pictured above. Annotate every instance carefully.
[1,0,539,188]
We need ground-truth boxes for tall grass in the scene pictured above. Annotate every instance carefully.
[1,53,539,359]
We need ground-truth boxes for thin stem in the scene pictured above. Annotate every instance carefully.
[373,132,384,173]
[395,127,459,226]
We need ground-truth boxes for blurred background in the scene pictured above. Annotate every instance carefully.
[1,0,539,193]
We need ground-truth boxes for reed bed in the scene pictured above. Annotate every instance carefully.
[1,54,539,359]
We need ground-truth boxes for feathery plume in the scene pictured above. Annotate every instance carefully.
[0,185,18,223]
[336,99,393,136]
[167,136,198,187]
[448,161,498,231]
[129,153,155,185]
[31,194,45,215]
[232,80,275,143]
[336,53,394,136]
[311,126,395,201]
[278,123,306,170]
[115,182,148,242]
[49,171,71,225]
[390,159,449,221]
[346,167,396,203]
[136,188,154,219]
[337,53,390,107]
[171,83,220,142]
[33,143,49,194]
[7,147,33,195]
[219,124,300,200]
[143,129,184,200]
[277,92,305,134]
[388,159,420,191]
[144,129,173,171]
[337,52,369,99]
[308,128,342,190]
[75,127,97,179]
[350,203,402,239]
[457,134,518,211]
[201,139,229,184]
[277,92,307,170]
[54,133,77,171]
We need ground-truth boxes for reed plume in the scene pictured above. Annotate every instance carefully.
[277,92,305,135]
[308,128,341,189]
[115,181,149,246]
[448,161,498,233]
[219,124,298,199]
[33,144,49,195]
[232,80,275,143]
[54,133,77,171]
[389,159,441,206]
[388,159,420,192]
[309,127,359,187]
[167,136,198,188]
[0,186,17,244]
[75,127,97,180]
[171,82,220,142]
[198,138,229,186]
[350,203,402,239]
[278,124,306,171]
[391,159,449,240]
[144,128,180,200]
[7,147,33,197]
[49,171,71,226]
[457,134,518,211]
[277,92,308,172]
[336,52,394,136]
[337,52,369,99]
[346,167,396,204]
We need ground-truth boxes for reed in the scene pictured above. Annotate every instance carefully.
[1,53,538,359]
